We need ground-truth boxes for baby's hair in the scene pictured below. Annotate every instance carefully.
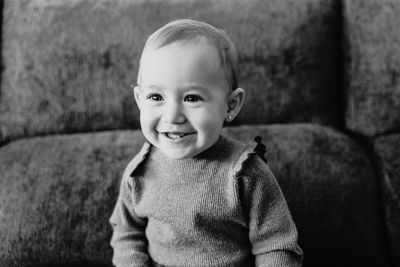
[138,19,239,91]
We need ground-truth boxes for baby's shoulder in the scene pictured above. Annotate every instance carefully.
[122,142,152,179]
[226,135,271,179]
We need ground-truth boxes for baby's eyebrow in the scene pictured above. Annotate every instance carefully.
[142,85,162,91]
[178,85,210,93]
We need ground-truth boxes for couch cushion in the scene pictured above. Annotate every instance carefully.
[0,130,146,267]
[374,134,400,267]
[343,0,400,136]
[0,0,341,145]
[0,124,390,267]
[224,124,391,267]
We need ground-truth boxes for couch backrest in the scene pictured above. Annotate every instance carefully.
[0,0,342,145]
[343,0,400,136]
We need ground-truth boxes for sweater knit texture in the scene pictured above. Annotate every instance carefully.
[110,135,303,267]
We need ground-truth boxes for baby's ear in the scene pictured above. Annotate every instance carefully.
[133,85,141,110]
[226,88,245,122]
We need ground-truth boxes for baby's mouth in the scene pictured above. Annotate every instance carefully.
[162,132,194,140]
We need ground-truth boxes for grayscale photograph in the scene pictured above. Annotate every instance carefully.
[0,1,399,267]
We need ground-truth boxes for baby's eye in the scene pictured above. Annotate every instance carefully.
[184,94,203,102]
[147,94,163,101]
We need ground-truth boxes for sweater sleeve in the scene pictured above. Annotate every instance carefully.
[109,172,149,267]
[238,154,303,267]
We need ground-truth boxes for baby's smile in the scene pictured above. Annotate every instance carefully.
[160,132,196,140]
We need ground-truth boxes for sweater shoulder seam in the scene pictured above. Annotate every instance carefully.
[126,142,152,179]
[230,138,259,180]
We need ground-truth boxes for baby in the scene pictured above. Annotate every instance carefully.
[110,19,303,267]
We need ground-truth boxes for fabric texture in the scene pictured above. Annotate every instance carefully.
[109,135,302,267]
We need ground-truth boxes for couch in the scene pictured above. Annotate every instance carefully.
[0,0,399,266]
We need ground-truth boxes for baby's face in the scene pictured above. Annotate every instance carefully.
[135,40,230,159]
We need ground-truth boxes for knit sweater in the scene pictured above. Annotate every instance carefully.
[110,135,303,267]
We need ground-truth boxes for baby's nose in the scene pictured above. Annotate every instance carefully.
[162,101,186,124]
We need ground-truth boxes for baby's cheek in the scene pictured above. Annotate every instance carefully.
[139,113,158,140]
[140,110,156,127]
[198,114,224,137]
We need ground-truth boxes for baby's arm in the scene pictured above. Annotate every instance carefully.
[240,155,303,266]
[109,173,149,267]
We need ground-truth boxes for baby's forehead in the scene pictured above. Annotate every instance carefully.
[140,39,222,74]
[143,36,218,58]
[138,36,230,91]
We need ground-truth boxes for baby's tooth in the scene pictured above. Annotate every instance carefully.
[166,133,187,139]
